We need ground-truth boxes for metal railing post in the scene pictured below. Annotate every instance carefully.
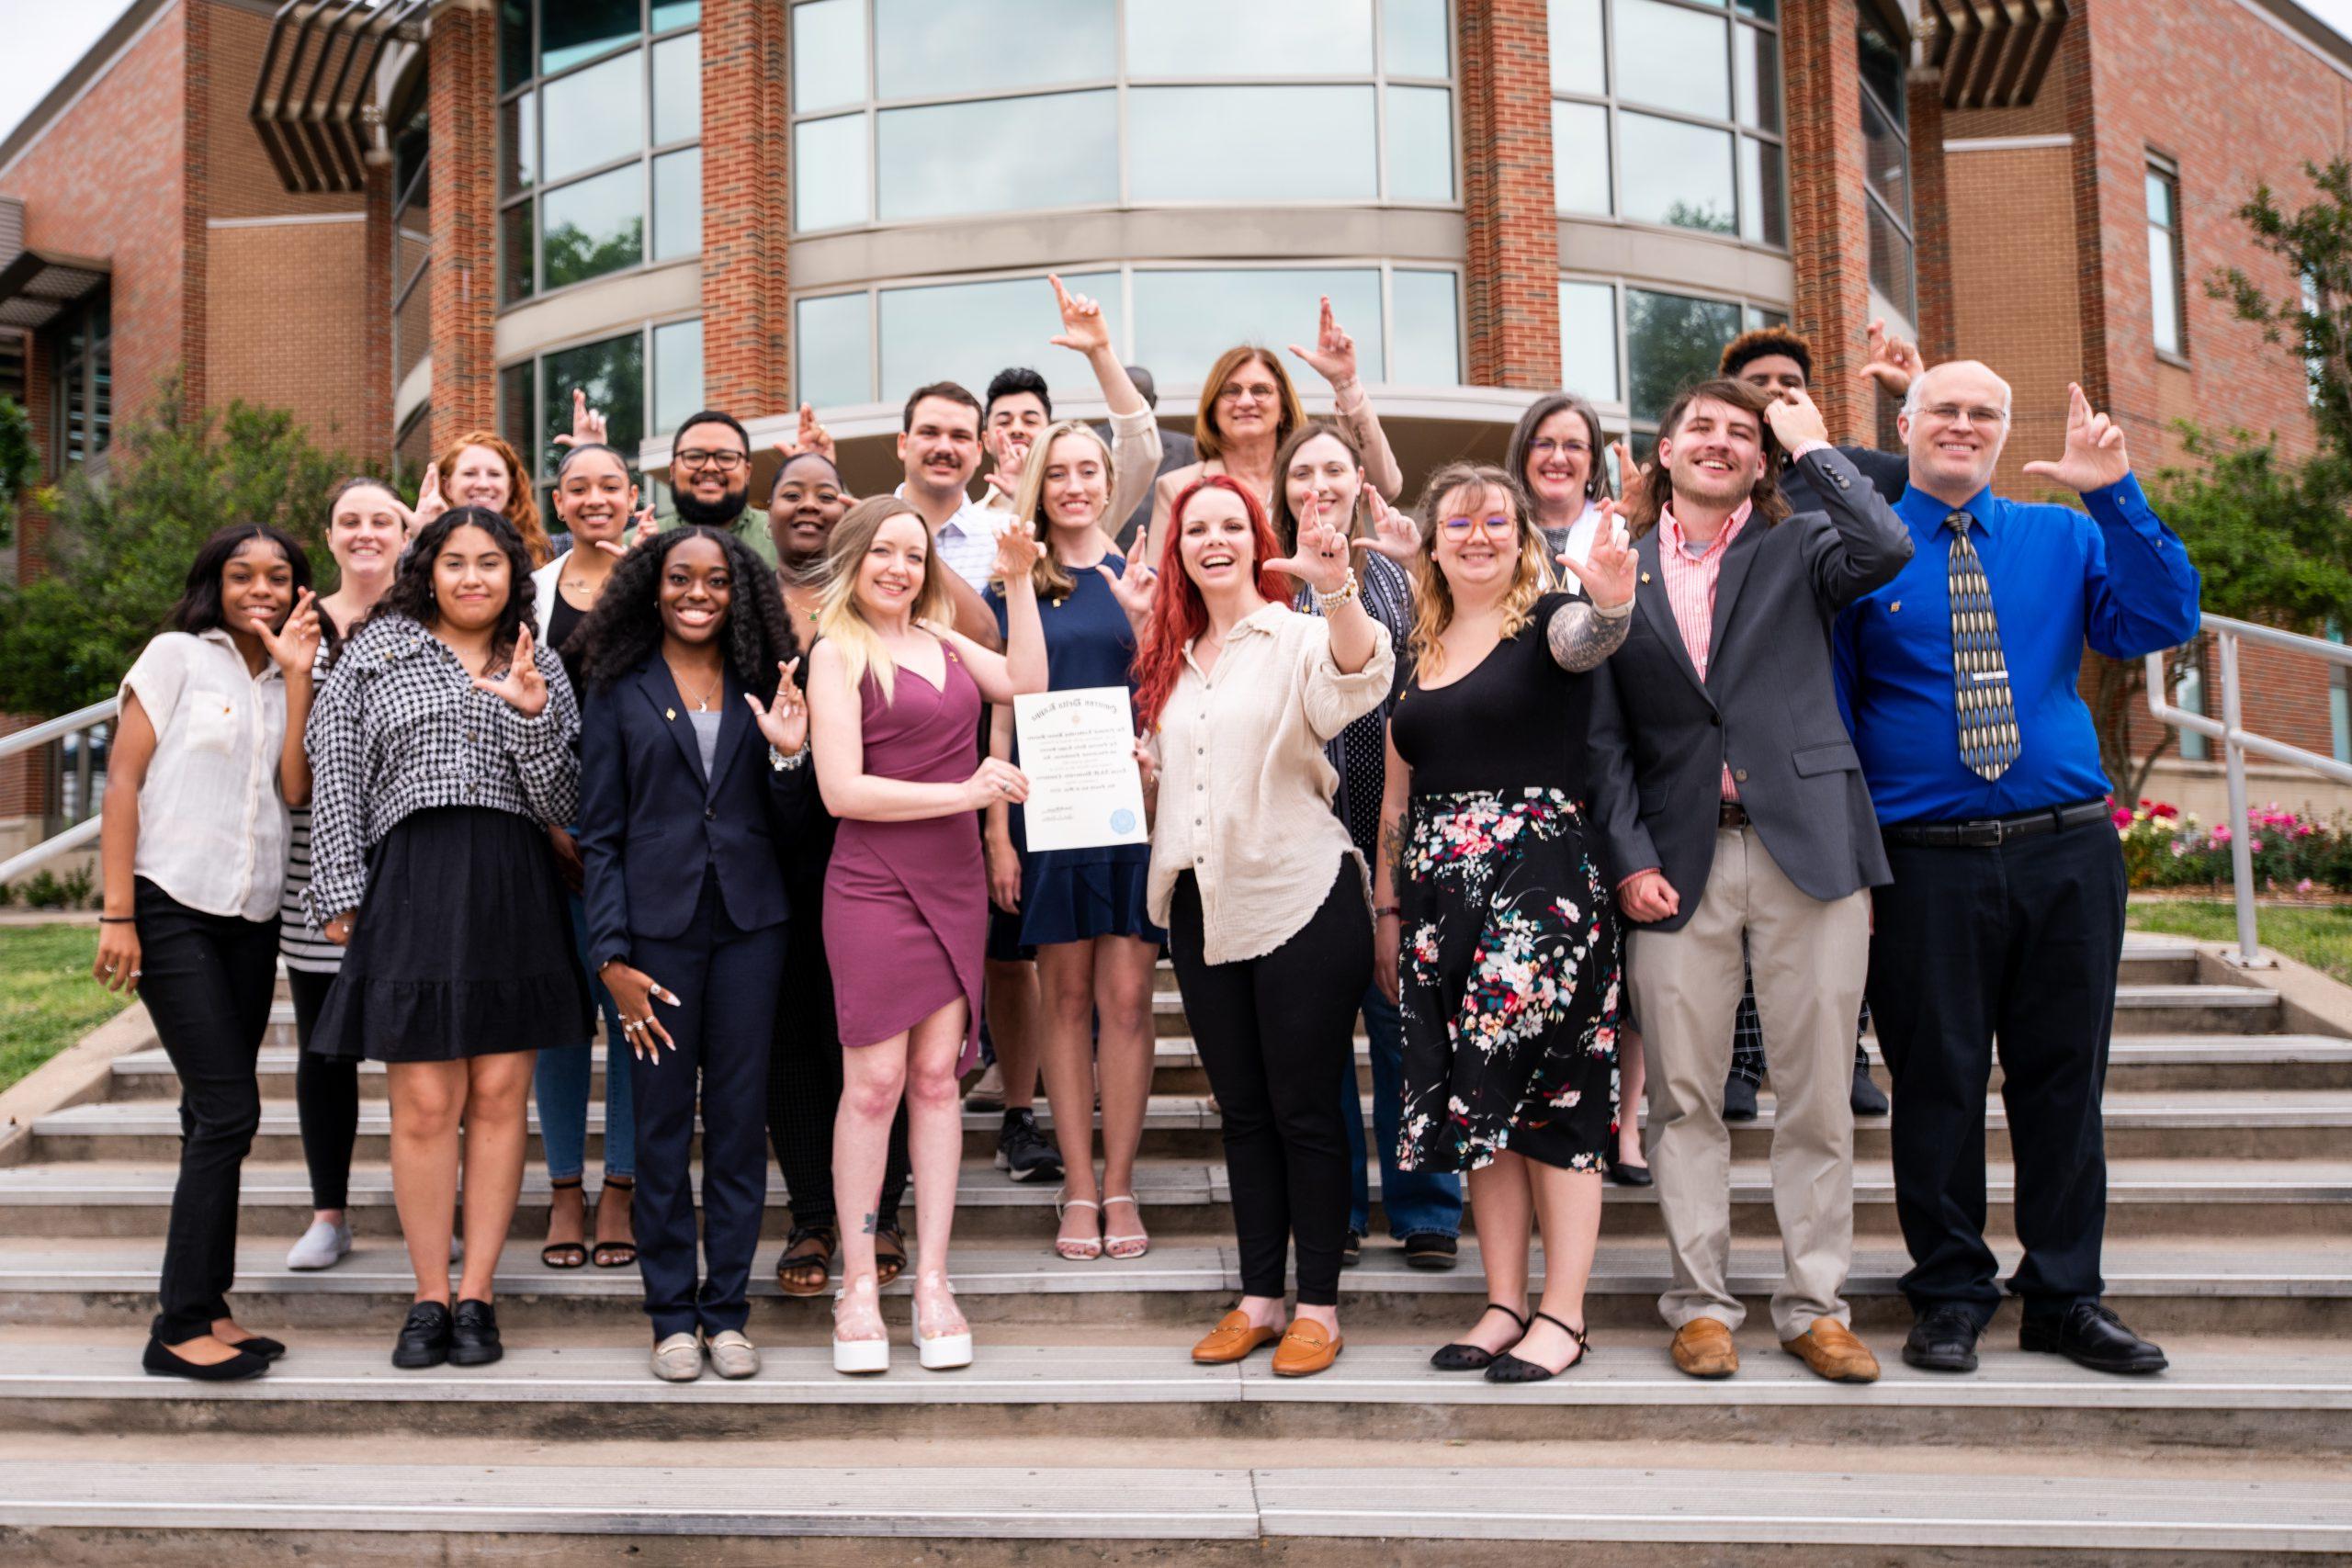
[2215,630,2263,966]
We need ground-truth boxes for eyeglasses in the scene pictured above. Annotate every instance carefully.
[1526,438,1591,459]
[677,449,748,472]
[1919,404,2008,429]
[1216,382,1283,405]
[1440,514,1516,539]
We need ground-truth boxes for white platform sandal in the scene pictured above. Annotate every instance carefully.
[911,1270,973,1371]
[832,1274,889,1375]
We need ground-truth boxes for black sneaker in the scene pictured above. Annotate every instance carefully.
[448,1298,503,1366]
[994,1109,1064,1183]
[1849,1063,1890,1116]
[391,1301,452,1369]
[1724,1075,1759,1122]
[1340,1229,1363,1269]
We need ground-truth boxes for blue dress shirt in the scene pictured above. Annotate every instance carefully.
[1834,472,2201,825]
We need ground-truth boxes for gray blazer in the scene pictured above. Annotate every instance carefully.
[1588,446,1914,932]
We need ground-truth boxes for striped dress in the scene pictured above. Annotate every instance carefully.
[278,640,343,974]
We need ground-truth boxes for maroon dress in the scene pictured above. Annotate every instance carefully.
[824,639,986,1069]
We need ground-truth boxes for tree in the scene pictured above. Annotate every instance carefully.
[2211,157,2352,461]
[0,396,32,546]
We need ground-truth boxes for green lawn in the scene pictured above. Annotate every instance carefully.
[0,925,132,1093]
[2129,900,2352,985]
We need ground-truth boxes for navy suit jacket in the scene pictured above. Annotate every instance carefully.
[577,656,812,971]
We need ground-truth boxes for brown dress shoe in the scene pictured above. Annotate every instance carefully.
[1669,1318,1740,1379]
[1271,1318,1344,1377]
[1192,1310,1282,1365]
[1781,1318,1881,1383]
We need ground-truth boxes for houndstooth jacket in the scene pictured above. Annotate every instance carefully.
[301,612,580,928]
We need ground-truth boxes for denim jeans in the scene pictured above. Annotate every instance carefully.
[1343,982,1463,1239]
[535,892,636,1181]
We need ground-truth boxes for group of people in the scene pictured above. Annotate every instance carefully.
[95,274,2200,1391]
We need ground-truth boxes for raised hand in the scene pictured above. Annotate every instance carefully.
[744,658,809,757]
[1556,502,1636,609]
[599,960,678,1059]
[982,466,1021,502]
[1046,272,1113,357]
[1288,295,1360,388]
[990,517,1046,583]
[1860,317,1922,399]
[256,588,322,675]
[413,463,448,527]
[1266,491,1353,596]
[1096,550,1159,624]
[1609,438,1642,507]
[473,624,550,716]
[553,388,609,450]
[1618,868,1681,924]
[1352,491,1421,563]
[775,401,837,465]
[963,757,1031,812]
[594,506,662,558]
[2022,381,2131,493]
[1760,386,1830,449]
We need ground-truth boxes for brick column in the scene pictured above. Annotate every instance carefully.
[1906,69,1954,367]
[179,0,210,413]
[1781,0,1872,442]
[700,0,790,420]
[362,160,395,464]
[427,0,499,447]
[1457,0,1560,390]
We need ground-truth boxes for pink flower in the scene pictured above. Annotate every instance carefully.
[2211,826,2233,844]
[2251,838,2265,853]
[2299,878,2315,894]
[2111,807,2134,829]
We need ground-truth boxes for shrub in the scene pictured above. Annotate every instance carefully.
[2115,797,2352,895]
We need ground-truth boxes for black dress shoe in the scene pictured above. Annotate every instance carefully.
[2020,1302,2168,1374]
[392,1302,453,1369]
[1403,1233,1458,1270]
[1901,1305,1982,1373]
[1723,1076,1759,1122]
[449,1298,503,1366]
[1849,1065,1890,1117]
[1606,1158,1654,1188]
[142,1337,270,1382]
[228,1335,287,1362]
[1340,1229,1363,1268]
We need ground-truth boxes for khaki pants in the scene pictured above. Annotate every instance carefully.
[1628,827,1869,1341]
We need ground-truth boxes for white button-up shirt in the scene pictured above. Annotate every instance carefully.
[897,483,1003,591]
[119,629,290,920]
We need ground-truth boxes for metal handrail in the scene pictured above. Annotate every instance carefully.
[0,697,118,887]
[2144,613,2352,967]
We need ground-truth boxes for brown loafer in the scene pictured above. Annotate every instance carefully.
[1192,1310,1281,1365]
[1781,1318,1881,1383]
[1669,1317,1740,1379]
[1271,1318,1344,1378]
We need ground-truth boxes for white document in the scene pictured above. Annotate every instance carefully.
[1012,686,1149,854]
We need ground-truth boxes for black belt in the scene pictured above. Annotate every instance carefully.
[1717,801,1750,829]
[1882,799,2110,849]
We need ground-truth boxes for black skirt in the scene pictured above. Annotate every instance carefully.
[309,807,591,1064]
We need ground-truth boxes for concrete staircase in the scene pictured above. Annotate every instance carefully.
[2,933,2348,1563]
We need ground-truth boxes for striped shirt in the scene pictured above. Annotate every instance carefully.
[1657,498,1751,802]
[278,639,341,970]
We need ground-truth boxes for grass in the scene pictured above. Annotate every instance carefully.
[2129,899,2352,986]
[0,924,132,1093]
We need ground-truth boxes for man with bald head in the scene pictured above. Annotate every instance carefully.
[1835,362,2200,1377]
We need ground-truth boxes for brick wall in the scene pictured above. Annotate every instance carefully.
[1456,0,1560,390]
[426,2,499,446]
[701,0,789,419]
[1782,0,1873,443]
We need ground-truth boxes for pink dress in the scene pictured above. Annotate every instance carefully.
[824,641,986,1067]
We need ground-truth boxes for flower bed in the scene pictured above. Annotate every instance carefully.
[2114,799,2352,895]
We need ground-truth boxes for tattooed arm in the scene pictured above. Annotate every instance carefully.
[1544,595,1633,672]
[1374,721,1411,1003]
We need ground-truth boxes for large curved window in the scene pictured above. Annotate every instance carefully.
[1560,276,1785,446]
[1549,0,1785,248]
[789,0,1457,232]
[499,2,702,304]
[1858,8,1914,321]
[498,317,705,506]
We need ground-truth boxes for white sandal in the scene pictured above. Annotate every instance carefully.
[1053,1190,1103,1261]
[910,1270,972,1371]
[1102,1193,1150,1260]
[831,1275,889,1375]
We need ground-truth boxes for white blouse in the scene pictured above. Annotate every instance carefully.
[119,630,290,921]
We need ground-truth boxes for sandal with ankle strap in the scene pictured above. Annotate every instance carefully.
[1485,1311,1589,1383]
[1102,1193,1149,1260]
[874,1224,909,1287]
[540,1177,587,1269]
[776,1223,838,1298]
[1430,1303,1529,1371]
[592,1176,637,1269]
[1053,1191,1102,1261]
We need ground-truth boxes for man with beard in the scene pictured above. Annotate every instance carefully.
[667,412,760,531]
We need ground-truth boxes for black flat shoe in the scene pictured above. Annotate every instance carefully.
[1901,1304,1982,1373]
[1403,1233,1458,1270]
[1723,1076,1759,1122]
[227,1335,287,1362]
[1849,1065,1890,1117]
[392,1302,453,1369]
[1430,1303,1529,1371]
[1340,1229,1363,1269]
[142,1337,269,1382]
[2020,1301,2167,1374]
[1485,1312,1589,1383]
[1606,1158,1653,1188]
[449,1298,503,1366]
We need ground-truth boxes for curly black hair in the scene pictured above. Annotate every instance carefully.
[570,525,797,701]
[363,505,537,658]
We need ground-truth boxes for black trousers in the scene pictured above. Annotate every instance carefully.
[628,873,786,1341]
[765,907,908,1232]
[1169,861,1370,1307]
[137,878,278,1343]
[288,966,358,1210]
[1867,814,2126,1326]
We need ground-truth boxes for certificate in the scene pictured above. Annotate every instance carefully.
[1012,686,1149,854]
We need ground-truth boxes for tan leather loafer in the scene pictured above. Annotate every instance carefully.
[1669,1317,1739,1379]
[1192,1310,1281,1365]
[1781,1318,1881,1383]
[1271,1319,1344,1378]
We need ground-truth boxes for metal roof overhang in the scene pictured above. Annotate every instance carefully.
[251,0,431,195]
[0,246,109,333]
[1919,0,2071,109]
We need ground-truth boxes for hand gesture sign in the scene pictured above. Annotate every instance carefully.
[776,401,837,465]
[413,463,448,528]
[990,518,1046,583]
[553,387,610,450]
[599,960,680,1059]
[1289,295,1360,388]
[1096,549,1159,623]
[473,624,550,716]
[1046,273,1112,358]
[1861,317,1922,399]
[1352,491,1421,564]
[1556,502,1636,609]
[2022,382,2131,494]
[744,658,809,757]
[1267,491,1353,596]
[1760,385,1831,450]
[594,506,661,559]
[1608,438,1642,508]
[257,588,322,676]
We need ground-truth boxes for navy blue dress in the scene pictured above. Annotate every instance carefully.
[987,556,1164,948]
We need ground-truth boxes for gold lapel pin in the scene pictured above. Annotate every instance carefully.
[1640,571,1652,585]
[664,707,677,720]
[1891,601,1903,614]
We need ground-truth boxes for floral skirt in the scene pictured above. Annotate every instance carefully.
[1396,787,1622,1174]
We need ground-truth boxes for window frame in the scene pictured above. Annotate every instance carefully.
[1559,271,1788,446]
[496,310,707,510]
[1855,4,1914,321]
[50,288,112,472]
[2146,151,2188,363]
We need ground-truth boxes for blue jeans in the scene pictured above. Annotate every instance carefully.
[537,892,636,1181]
[1344,983,1463,1239]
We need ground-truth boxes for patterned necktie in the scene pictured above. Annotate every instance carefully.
[1945,510,2018,781]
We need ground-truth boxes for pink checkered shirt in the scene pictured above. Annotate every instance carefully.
[1657,498,1753,801]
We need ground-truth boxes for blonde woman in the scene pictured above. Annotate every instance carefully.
[808,497,1047,1373]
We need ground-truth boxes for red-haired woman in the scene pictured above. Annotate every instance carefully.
[1108,474,1392,1379]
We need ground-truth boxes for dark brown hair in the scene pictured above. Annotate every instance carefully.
[1622,378,1790,538]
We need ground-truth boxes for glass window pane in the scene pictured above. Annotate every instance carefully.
[1385,85,1453,202]
[876,271,1120,409]
[1384,0,1451,76]
[796,292,874,408]
[1626,288,1739,423]
[1738,136,1785,248]
[501,90,535,194]
[875,0,1114,97]
[2145,170,2175,227]
[1734,24,1780,132]
[1621,113,1734,233]
[878,91,1117,220]
[1616,0,1729,120]
[542,166,646,289]
[1866,200,1916,321]
[793,0,866,114]
[1552,100,1610,216]
[1735,0,1776,18]
[1391,268,1460,384]
[1861,92,1909,223]
[1129,268,1383,394]
[1559,279,1618,405]
[544,331,648,466]
[653,147,702,260]
[652,318,705,435]
[541,50,644,184]
[1125,0,1374,76]
[652,1,700,28]
[1747,305,1788,331]
[499,363,535,463]
[2149,222,2182,355]
[794,113,869,230]
[652,32,700,144]
[1130,87,1376,202]
[1857,13,1905,130]
[1548,0,1605,96]
[502,200,536,302]
[500,1,531,92]
[544,0,639,75]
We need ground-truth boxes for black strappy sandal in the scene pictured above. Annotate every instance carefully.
[1430,1303,1530,1371]
[591,1176,637,1269]
[1485,1312,1590,1383]
[540,1177,588,1269]
[873,1224,908,1288]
